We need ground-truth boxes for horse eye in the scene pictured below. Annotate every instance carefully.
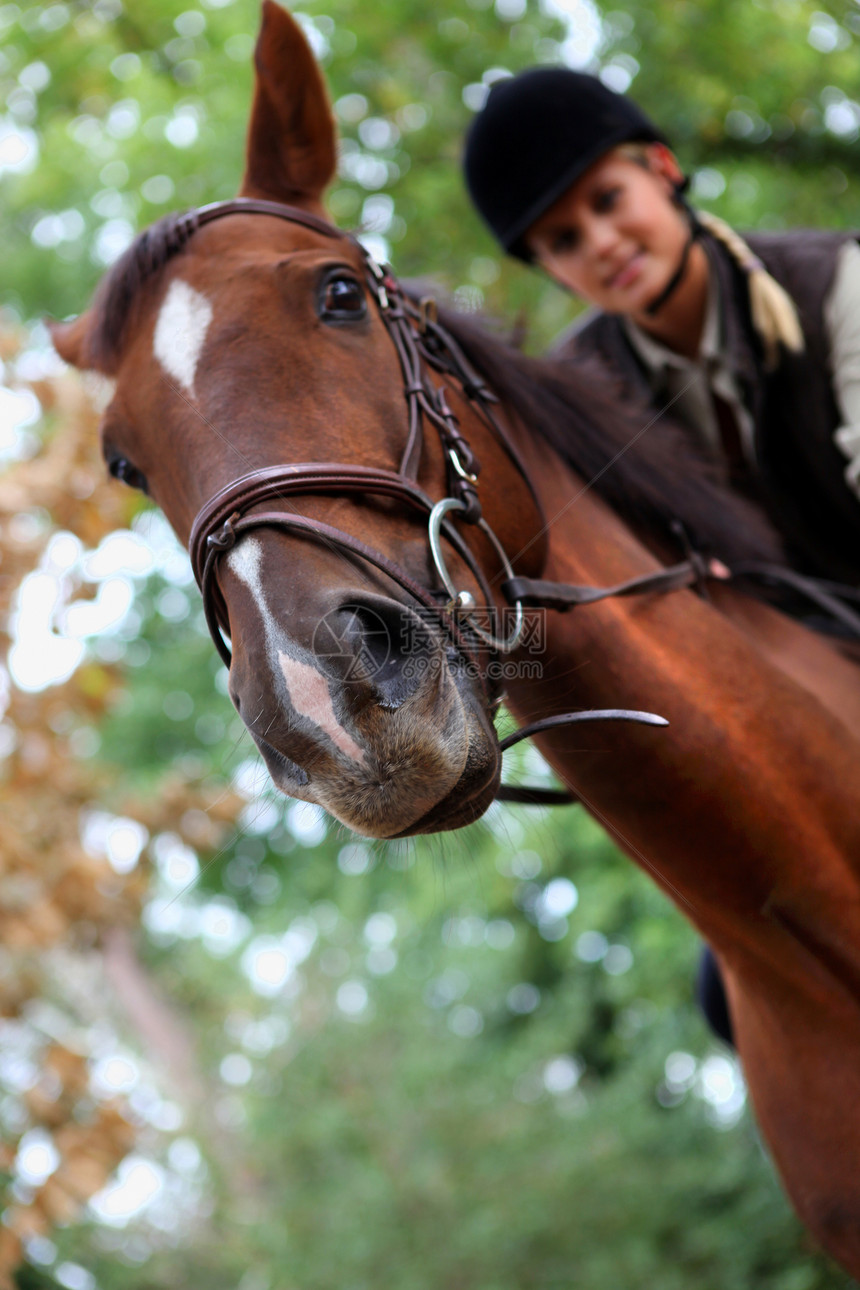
[108,455,148,493]
[319,273,366,322]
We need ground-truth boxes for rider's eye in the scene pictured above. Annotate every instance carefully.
[107,455,148,493]
[319,271,366,322]
[594,186,621,213]
[551,228,579,256]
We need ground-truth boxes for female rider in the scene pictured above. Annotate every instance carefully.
[463,69,860,1044]
[463,67,860,585]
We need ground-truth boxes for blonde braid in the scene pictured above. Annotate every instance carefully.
[695,209,805,369]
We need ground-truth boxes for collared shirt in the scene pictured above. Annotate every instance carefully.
[620,238,860,497]
[621,271,757,470]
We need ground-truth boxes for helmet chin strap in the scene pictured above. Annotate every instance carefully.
[643,192,700,318]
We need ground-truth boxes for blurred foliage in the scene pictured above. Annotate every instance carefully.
[2,0,860,1287]
[4,0,860,344]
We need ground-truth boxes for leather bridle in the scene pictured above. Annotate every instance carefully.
[185,197,542,671]
[175,197,671,800]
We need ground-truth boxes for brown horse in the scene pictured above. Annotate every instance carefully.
[50,1,860,1276]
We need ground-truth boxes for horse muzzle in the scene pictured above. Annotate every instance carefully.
[225,576,501,837]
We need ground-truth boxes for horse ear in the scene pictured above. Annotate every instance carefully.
[240,0,337,210]
[47,314,92,370]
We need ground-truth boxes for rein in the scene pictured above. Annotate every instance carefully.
[181,198,860,807]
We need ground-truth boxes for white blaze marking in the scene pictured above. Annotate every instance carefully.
[153,278,212,395]
[227,538,366,766]
[278,652,366,765]
[81,370,117,412]
[228,537,265,600]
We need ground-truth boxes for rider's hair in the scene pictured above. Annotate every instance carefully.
[616,144,805,369]
[694,209,805,369]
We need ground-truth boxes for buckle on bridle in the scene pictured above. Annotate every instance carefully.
[448,445,479,485]
[206,511,241,552]
[365,254,393,310]
[419,296,438,334]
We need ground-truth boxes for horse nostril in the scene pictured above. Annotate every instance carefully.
[327,600,437,709]
[348,605,400,681]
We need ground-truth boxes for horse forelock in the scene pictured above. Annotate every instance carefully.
[88,211,190,371]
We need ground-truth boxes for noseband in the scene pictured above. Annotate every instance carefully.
[185,197,537,670]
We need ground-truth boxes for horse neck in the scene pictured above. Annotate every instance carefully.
[502,426,860,951]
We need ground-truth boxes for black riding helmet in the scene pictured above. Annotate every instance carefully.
[463,67,668,262]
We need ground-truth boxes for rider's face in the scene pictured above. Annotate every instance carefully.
[526,145,691,322]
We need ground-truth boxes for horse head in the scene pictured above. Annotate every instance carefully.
[50,0,548,839]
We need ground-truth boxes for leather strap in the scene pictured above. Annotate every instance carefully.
[505,558,860,644]
[730,562,860,636]
[198,508,485,673]
[176,198,347,246]
[503,556,728,613]
[496,785,578,805]
[189,462,501,669]
[189,462,441,578]
[495,708,670,806]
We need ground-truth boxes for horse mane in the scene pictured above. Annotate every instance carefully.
[435,305,785,567]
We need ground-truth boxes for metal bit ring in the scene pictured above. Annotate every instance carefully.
[428,497,524,653]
